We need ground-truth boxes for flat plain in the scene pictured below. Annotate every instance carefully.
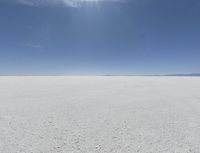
[0,76,200,153]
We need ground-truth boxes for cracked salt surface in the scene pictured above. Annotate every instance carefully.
[0,76,200,153]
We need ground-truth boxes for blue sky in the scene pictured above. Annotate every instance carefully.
[0,0,200,75]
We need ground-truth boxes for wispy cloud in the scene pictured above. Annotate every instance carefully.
[24,43,42,49]
[15,0,125,8]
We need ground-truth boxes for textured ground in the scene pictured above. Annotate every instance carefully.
[0,76,200,153]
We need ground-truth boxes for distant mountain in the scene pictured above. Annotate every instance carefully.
[103,73,200,77]
[165,73,200,76]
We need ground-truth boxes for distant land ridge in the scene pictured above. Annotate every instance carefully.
[165,73,200,76]
[103,73,200,77]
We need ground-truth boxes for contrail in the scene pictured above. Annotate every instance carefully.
[15,0,125,8]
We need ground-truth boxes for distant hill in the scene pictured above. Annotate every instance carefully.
[165,73,200,76]
[103,73,200,77]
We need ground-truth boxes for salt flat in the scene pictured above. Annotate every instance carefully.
[0,76,200,153]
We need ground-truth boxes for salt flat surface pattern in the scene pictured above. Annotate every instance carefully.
[0,76,200,153]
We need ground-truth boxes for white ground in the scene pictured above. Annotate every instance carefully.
[0,76,200,153]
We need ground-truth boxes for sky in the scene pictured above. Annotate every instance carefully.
[0,0,200,75]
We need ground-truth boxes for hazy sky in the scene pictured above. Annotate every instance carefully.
[0,0,200,75]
